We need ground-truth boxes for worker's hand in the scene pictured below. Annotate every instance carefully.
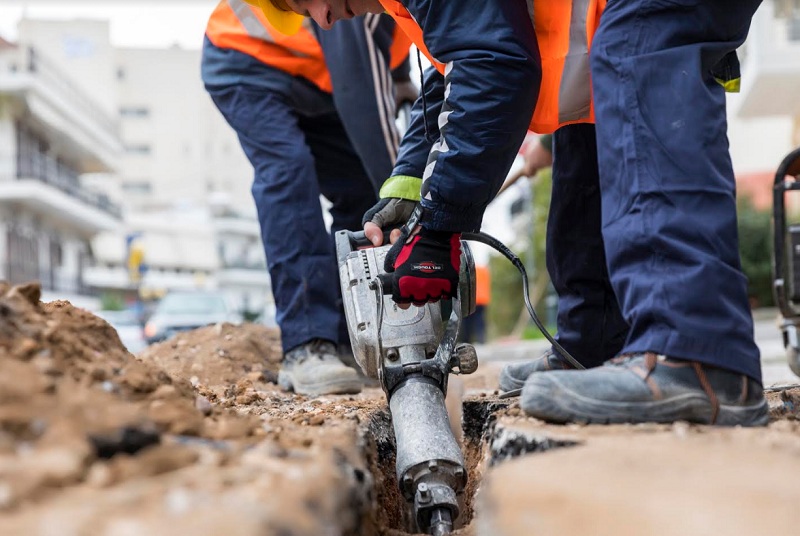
[362,198,417,247]
[394,80,419,110]
[521,137,553,177]
[383,226,462,308]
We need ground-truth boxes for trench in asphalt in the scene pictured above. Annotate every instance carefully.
[359,398,580,535]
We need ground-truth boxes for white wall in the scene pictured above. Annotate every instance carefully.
[115,46,255,214]
[727,94,795,175]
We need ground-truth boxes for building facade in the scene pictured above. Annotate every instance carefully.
[2,18,270,315]
[0,35,121,309]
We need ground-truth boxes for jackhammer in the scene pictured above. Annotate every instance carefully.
[335,227,582,535]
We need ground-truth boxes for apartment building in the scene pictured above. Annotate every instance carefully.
[0,35,122,309]
[5,18,270,314]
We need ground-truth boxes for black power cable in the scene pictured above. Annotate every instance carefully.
[461,231,585,371]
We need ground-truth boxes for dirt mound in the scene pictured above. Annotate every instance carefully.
[139,322,282,389]
[0,282,389,536]
[0,282,261,509]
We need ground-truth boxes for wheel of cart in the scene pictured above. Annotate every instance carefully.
[772,146,800,377]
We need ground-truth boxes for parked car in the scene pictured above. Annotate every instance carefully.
[96,309,147,354]
[143,291,242,344]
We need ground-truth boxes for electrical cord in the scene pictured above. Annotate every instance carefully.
[461,231,585,371]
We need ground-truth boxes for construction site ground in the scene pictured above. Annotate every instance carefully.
[1,282,798,536]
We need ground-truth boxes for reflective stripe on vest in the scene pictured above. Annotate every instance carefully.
[378,0,602,134]
[205,0,332,92]
[531,0,602,132]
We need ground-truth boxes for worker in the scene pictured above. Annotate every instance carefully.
[250,0,768,426]
[201,0,412,396]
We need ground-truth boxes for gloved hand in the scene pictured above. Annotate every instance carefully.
[362,197,417,233]
[363,177,423,247]
[383,223,462,307]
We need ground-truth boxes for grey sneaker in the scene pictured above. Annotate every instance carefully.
[278,339,363,396]
[521,352,768,426]
[499,349,574,393]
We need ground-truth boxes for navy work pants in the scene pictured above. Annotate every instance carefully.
[208,81,377,352]
[549,124,629,368]
[590,0,763,381]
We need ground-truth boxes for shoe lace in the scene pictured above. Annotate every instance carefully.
[606,353,637,367]
[606,352,659,375]
[305,339,338,362]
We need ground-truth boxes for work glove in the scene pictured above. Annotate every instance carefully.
[362,175,422,246]
[382,207,462,306]
[362,197,417,232]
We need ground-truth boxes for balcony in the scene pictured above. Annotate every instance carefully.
[15,147,121,220]
[0,45,122,171]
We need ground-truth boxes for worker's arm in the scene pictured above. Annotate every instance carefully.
[395,0,539,233]
[367,0,539,306]
[522,134,553,176]
[362,66,443,246]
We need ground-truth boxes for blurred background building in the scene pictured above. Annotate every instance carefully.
[0,13,269,316]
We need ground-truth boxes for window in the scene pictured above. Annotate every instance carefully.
[125,144,152,155]
[790,16,800,41]
[119,106,150,117]
[122,181,153,194]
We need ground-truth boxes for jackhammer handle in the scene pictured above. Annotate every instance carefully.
[341,229,395,249]
[377,273,394,295]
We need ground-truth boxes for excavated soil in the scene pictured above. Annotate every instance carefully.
[1,281,799,536]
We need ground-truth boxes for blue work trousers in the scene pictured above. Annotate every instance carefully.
[208,82,377,352]
[549,124,629,368]
[590,0,763,381]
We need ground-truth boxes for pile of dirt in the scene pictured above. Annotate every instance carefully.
[139,322,282,389]
[0,282,389,536]
[7,278,798,536]
[0,282,261,509]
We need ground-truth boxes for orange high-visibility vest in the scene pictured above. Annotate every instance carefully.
[475,265,492,306]
[207,0,412,95]
[206,0,330,92]
[389,23,413,71]
[378,0,604,134]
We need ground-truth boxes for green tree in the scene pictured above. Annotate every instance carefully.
[737,195,774,308]
[487,168,554,340]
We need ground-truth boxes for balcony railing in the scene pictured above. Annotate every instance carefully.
[16,151,122,218]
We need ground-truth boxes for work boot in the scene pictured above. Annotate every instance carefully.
[520,352,768,426]
[278,339,363,396]
[499,348,574,393]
